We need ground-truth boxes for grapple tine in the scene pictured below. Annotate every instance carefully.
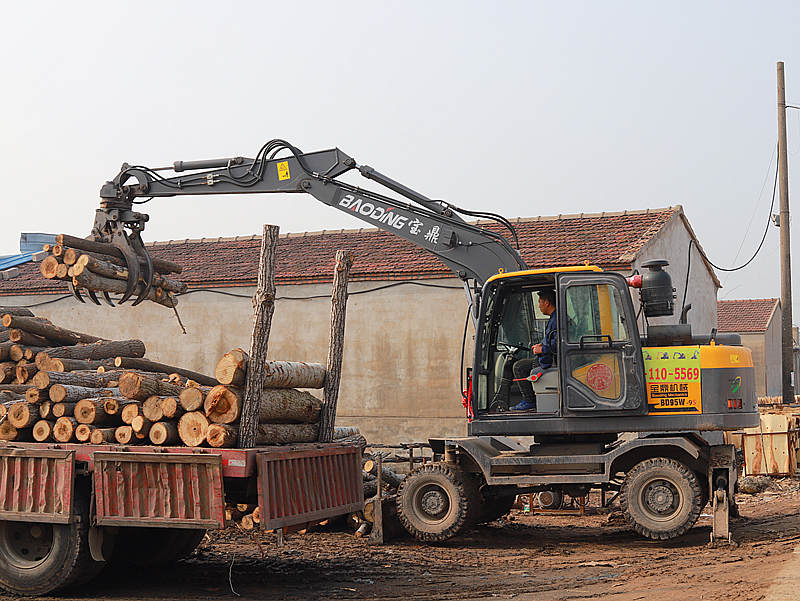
[130,233,153,306]
[86,288,102,306]
[102,291,116,307]
[69,281,86,304]
[113,232,141,304]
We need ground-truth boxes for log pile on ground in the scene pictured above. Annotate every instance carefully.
[36,234,184,308]
[347,451,408,538]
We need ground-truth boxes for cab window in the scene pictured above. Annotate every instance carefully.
[565,284,629,343]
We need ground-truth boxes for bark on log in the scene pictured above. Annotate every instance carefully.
[51,403,77,418]
[0,362,15,384]
[130,415,152,436]
[120,402,142,424]
[8,402,39,428]
[33,420,55,442]
[40,339,146,362]
[263,361,327,389]
[160,396,183,419]
[240,224,279,448]
[0,342,13,362]
[90,428,117,444]
[112,357,215,387]
[207,424,238,448]
[0,332,8,344]
[118,373,182,401]
[39,401,51,419]
[1,314,104,346]
[56,234,183,275]
[11,346,47,362]
[33,370,121,390]
[43,358,115,372]
[73,255,187,295]
[0,384,33,394]
[333,426,360,439]
[53,417,78,442]
[0,307,33,317]
[258,389,322,424]
[179,386,210,412]
[204,385,242,424]
[256,423,319,445]
[319,250,354,442]
[73,271,177,309]
[15,363,38,383]
[75,398,120,426]
[215,349,249,387]
[9,330,52,347]
[49,385,119,404]
[115,425,135,445]
[148,421,179,446]
[178,411,209,447]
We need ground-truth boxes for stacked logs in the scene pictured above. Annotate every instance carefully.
[37,234,184,308]
[348,454,407,538]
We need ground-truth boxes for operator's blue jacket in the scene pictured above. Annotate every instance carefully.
[538,312,557,369]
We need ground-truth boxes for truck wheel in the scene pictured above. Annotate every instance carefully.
[620,458,703,540]
[0,485,105,596]
[537,490,564,510]
[477,493,517,523]
[111,528,207,565]
[396,463,477,542]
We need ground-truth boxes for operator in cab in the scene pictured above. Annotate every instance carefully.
[512,289,557,411]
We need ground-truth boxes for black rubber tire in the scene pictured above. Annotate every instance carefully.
[396,462,476,542]
[0,483,106,596]
[537,490,564,510]
[620,458,703,541]
[476,493,517,523]
[111,528,207,566]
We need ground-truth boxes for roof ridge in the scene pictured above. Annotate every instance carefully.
[718,298,779,303]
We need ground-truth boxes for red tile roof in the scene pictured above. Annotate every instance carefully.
[0,207,684,295]
[717,298,780,333]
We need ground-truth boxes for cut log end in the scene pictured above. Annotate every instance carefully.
[178,412,209,447]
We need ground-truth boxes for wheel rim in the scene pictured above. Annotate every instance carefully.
[639,478,682,521]
[0,521,55,569]
[413,483,452,524]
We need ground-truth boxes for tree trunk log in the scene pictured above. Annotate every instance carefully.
[39,256,62,279]
[73,255,187,294]
[25,387,44,403]
[142,396,166,422]
[0,384,31,394]
[74,398,120,426]
[258,389,321,424]
[364,463,405,489]
[43,358,115,372]
[256,423,319,445]
[319,250,354,442]
[118,373,182,401]
[179,386,209,412]
[56,234,183,275]
[114,425,135,444]
[207,424,238,448]
[53,417,78,442]
[178,411,209,447]
[0,362,15,384]
[9,330,52,347]
[75,424,96,442]
[112,356,215,386]
[0,422,19,441]
[120,402,142,424]
[0,307,33,317]
[40,339,145,362]
[39,401,51,419]
[240,224,279,448]
[15,363,38,383]
[204,385,242,424]
[1,314,104,346]
[160,396,183,419]
[90,428,117,444]
[33,420,55,442]
[0,342,13,362]
[149,421,179,446]
[8,402,39,428]
[333,426,360,439]
[73,271,177,309]
[214,349,249,387]
[33,370,122,390]
[263,361,327,389]
[51,403,77,418]
[130,415,152,436]
[48,385,119,404]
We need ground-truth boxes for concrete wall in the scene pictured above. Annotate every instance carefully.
[632,212,719,335]
[763,304,782,397]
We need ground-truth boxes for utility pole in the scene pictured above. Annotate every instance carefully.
[777,61,794,404]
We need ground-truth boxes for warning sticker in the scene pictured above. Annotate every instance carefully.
[643,346,702,414]
[277,161,291,181]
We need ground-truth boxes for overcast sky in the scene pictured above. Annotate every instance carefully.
[2,1,800,316]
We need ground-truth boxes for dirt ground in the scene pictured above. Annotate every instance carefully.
[9,481,800,601]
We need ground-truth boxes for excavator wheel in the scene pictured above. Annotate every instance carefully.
[620,458,703,540]
[396,462,478,542]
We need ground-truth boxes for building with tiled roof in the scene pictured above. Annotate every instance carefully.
[0,205,721,442]
[717,298,782,398]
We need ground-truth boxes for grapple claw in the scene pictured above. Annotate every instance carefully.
[102,291,115,307]
[112,231,141,305]
[130,233,153,307]
[69,281,86,304]
[86,288,102,306]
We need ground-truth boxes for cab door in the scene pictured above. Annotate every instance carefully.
[557,273,645,414]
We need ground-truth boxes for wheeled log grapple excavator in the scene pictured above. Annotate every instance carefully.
[86,140,758,542]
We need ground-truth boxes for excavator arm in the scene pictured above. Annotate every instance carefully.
[91,140,527,305]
